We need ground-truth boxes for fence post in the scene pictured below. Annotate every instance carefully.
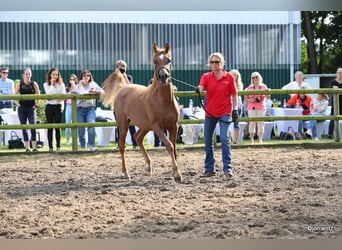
[71,97,78,151]
[333,93,340,142]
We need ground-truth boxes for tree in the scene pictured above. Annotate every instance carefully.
[301,11,342,74]
[303,11,319,73]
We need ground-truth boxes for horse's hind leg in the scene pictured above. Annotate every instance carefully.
[134,129,152,175]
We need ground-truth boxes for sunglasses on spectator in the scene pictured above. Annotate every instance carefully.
[210,61,220,64]
[83,74,91,77]
[2,72,9,74]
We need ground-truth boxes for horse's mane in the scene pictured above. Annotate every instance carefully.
[101,69,127,108]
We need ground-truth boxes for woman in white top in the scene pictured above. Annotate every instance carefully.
[73,69,104,151]
[43,68,66,151]
[305,93,329,140]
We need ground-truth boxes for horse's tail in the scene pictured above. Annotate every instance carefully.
[101,69,127,108]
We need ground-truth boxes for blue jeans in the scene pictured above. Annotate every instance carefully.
[65,104,72,140]
[204,115,232,173]
[309,112,324,138]
[77,107,96,148]
[298,120,304,134]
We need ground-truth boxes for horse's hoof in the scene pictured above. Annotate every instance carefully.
[123,173,131,180]
[144,165,152,175]
[174,175,182,183]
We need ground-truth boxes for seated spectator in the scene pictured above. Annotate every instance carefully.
[282,71,311,96]
[305,93,329,140]
[286,86,313,136]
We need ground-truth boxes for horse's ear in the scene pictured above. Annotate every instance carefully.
[153,43,158,53]
[165,43,170,53]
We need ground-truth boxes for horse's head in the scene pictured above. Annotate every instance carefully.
[152,43,172,85]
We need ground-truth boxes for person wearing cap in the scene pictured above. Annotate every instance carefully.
[286,86,313,136]
[0,66,15,112]
[282,71,311,96]
[305,93,329,140]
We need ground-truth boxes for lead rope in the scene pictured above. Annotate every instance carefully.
[171,77,233,124]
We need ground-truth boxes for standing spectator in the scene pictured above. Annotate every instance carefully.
[327,67,342,138]
[305,93,329,140]
[229,69,244,144]
[65,74,78,145]
[0,67,14,112]
[282,71,311,96]
[195,52,238,179]
[74,69,104,151]
[14,68,40,152]
[286,86,313,136]
[245,72,269,144]
[43,68,66,152]
[114,60,137,148]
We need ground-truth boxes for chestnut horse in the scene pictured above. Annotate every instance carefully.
[101,43,182,183]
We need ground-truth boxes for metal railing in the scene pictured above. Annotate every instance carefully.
[0,88,340,152]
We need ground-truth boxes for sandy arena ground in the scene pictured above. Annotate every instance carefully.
[0,146,341,239]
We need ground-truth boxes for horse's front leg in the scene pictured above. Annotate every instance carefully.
[168,125,182,182]
[134,129,152,175]
[118,123,130,179]
[155,126,182,183]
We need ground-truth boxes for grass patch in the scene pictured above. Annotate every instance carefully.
[1,129,341,155]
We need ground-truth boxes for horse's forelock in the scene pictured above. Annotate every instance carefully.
[152,49,172,66]
[152,43,171,58]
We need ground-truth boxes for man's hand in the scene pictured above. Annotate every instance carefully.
[232,110,239,122]
[194,86,200,94]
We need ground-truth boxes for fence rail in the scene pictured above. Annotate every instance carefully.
[0,88,341,152]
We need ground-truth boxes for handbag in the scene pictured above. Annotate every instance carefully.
[8,131,25,149]
[288,126,302,140]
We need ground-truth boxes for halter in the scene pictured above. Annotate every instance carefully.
[154,58,172,83]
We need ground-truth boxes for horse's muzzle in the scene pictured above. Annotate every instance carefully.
[158,68,171,84]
